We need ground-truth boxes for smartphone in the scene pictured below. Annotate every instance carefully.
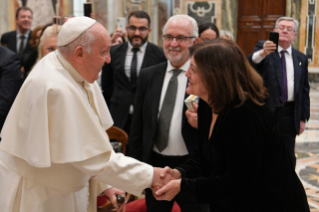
[84,3,92,17]
[269,31,279,50]
[117,17,126,33]
[52,16,62,25]
[184,95,199,111]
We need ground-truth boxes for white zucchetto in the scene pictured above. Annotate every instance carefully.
[57,16,96,47]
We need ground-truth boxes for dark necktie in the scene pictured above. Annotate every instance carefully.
[18,35,25,56]
[130,48,139,85]
[155,69,182,152]
[280,50,288,103]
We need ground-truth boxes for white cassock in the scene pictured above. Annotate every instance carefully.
[0,50,153,212]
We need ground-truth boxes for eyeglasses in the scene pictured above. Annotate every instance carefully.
[277,26,295,32]
[127,26,149,32]
[163,35,195,43]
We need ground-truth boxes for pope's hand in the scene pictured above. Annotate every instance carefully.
[152,167,176,191]
[104,187,126,212]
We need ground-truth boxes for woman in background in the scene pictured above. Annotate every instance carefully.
[35,25,61,64]
[154,39,310,212]
[198,22,219,41]
[29,25,43,48]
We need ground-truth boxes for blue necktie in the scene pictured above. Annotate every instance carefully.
[280,50,288,103]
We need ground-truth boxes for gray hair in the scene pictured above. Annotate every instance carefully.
[163,14,198,38]
[275,17,299,32]
[219,30,234,41]
[58,23,98,56]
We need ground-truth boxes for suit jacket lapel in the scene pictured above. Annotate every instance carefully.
[292,49,301,96]
[181,82,190,129]
[119,43,132,88]
[151,62,167,131]
[13,31,17,53]
[141,43,151,69]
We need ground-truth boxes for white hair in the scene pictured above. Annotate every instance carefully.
[275,17,299,32]
[58,23,98,57]
[162,14,198,38]
[219,30,234,41]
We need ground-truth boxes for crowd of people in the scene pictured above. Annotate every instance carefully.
[0,5,310,212]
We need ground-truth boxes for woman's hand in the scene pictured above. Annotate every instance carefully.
[185,102,198,129]
[153,179,181,201]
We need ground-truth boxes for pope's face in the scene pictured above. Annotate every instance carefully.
[83,25,111,83]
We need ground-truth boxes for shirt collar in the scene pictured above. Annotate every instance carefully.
[167,60,190,73]
[16,29,30,38]
[55,50,86,83]
[278,45,292,56]
[128,41,148,53]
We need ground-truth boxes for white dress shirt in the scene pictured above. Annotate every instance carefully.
[153,60,189,156]
[16,29,30,53]
[124,42,148,79]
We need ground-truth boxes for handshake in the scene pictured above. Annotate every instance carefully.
[151,166,182,201]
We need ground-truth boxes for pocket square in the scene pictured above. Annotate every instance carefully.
[299,62,301,66]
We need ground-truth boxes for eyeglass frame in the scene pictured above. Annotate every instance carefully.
[127,25,149,32]
[276,25,295,32]
[162,35,196,43]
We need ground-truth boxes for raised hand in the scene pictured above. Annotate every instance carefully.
[259,40,277,58]
[153,179,181,201]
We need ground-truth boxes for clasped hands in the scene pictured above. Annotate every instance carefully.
[151,166,182,201]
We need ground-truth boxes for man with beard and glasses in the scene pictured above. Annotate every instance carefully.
[128,15,210,212]
[1,7,33,69]
[101,11,166,139]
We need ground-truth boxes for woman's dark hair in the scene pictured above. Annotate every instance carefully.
[189,39,267,113]
[198,22,219,38]
[29,25,43,48]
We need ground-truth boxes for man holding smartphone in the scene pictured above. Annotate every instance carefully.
[248,16,310,168]
[101,11,166,138]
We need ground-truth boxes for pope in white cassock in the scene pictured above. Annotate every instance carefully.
[0,17,169,212]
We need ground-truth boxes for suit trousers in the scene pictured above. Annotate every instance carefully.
[145,151,210,212]
[275,102,297,168]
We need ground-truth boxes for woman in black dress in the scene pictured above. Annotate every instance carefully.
[154,39,309,212]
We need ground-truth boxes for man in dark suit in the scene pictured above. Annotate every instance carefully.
[101,11,166,135]
[1,6,33,68]
[0,46,23,133]
[128,15,209,212]
[248,16,310,168]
